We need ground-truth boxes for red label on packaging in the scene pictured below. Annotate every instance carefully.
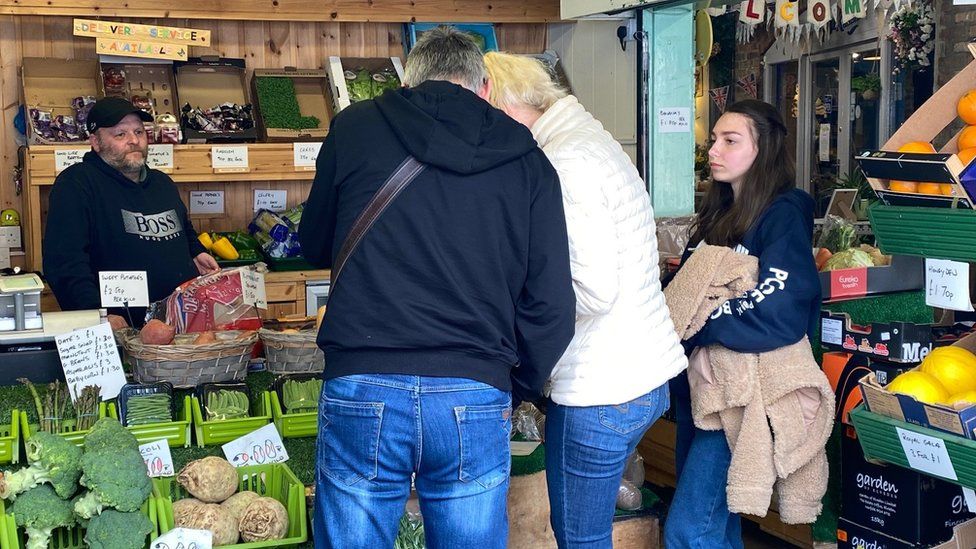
[830,267,868,299]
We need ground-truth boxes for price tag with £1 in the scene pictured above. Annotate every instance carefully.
[222,423,288,467]
[139,439,175,478]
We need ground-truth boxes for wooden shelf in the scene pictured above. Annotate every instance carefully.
[26,143,316,186]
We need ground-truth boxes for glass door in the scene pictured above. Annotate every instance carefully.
[810,57,841,215]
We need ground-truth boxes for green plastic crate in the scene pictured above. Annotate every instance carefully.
[153,462,308,548]
[1,496,158,549]
[265,256,317,272]
[107,395,193,448]
[869,203,976,262]
[19,402,110,448]
[269,390,317,439]
[0,411,20,465]
[191,392,272,447]
[850,405,976,490]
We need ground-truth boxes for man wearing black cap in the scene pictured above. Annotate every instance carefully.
[42,97,218,327]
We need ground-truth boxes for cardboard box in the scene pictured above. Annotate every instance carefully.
[174,56,257,143]
[99,60,180,119]
[857,44,976,208]
[250,68,335,142]
[326,56,405,112]
[823,352,916,425]
[838,516,976,549]
[841,426,974,545]
[20,57,101,145]
[819,254,924,302]
[821,311,975,364]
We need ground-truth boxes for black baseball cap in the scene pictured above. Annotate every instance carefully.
[85,97,153,134]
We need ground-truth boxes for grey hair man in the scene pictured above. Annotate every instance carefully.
[301,26,575,549]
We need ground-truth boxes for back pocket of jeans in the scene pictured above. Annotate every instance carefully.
[319,397,384,486]
[598,392,659,435]
[455,404,512,489]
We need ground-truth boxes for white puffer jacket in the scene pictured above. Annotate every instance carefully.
[534,96,688,406]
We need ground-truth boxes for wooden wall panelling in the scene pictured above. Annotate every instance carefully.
[0,1,561,23]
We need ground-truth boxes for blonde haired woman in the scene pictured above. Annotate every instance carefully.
[484,51,687,548]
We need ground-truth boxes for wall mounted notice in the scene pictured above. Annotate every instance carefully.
[294,142,322,170]
[55,322,126,401]
[212,146,249,173]
[190,191,225,215]
[55,149,87,173]
[658,108,691,133]
[254,190,287,212]
[147,144,174,172]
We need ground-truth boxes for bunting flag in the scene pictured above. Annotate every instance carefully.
[775,0,801,27]
[710,86,730,113]
[807,0,832,29]
[736,73,759,99]
[739,0,765,24]
[842,0,867,23]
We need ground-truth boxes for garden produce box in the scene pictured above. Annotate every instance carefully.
[326,56,404,111]
[841,426,974,546]
[20,57,100,145]
[821,311,974,364]
[174,56,257,143]
[858,43,976,208]
[859,332,976,439]
[251,67,334,141]
[819,254,924,302]
[838,516,976,549]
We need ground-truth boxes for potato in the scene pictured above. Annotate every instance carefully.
[239,496,289,542]
[177,456,239,503]
[140,319,175,345]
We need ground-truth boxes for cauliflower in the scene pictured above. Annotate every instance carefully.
[73,447,152,518]
[84,509,154,549]
[0,431,83,500]
[9,485,75,549]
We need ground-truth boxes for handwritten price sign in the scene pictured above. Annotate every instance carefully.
[139,439,174,477]
[151,527,212,549]
[925,258,974,312]
[896,427,957,480]
[222,423,288,467]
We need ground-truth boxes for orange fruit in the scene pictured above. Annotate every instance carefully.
[898,141,937,153]
[958,90,976,125]
[958,147,976,166]
[941,184,956,196]
[959,127,976,150]
[888,180,918,193]
[917,182,943,195]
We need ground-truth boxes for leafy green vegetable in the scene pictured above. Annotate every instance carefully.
[255,77,321,130]
[822,248,875,271]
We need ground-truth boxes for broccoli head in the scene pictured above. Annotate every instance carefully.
[83,417,138,453]
[0,431,82,499]
[84,509,154,549]
[74,447,151,518]
[9,484,75,549]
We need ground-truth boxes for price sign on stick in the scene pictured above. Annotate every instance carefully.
[222,423,288,467]
[139,439,175,477]
[151,528,213,549]
[99,271,150,308]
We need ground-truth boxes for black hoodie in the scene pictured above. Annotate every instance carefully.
[44,151,205,324]
[300,81,576,403]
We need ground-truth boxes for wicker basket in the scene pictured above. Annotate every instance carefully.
[123,330,258,388]
[259,328,325,374]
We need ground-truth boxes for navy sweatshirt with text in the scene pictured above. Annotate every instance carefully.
[674,189,821,353]
[299,81,576,404]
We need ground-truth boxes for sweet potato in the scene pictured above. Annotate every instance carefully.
[193,331,217,345]
[814,247,833,271]
[140,319,176,345]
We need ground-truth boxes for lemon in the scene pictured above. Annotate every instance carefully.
[886,370,949,404]
[944,390,976,407]
[919,346,976,395]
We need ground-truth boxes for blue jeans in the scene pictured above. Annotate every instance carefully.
[314,374,512,549]
[544,385,670,548]
[664,373,743,549]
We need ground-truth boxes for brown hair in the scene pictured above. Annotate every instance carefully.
[689,100,795,248]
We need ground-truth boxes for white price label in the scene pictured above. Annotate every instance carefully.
[253,190,287,212]
[189,191,225,215]
[0,226,22,249]
[818,123,831,162]
[222,423,288,467]
[54,148,87,173]
[965,488,976,513]
[241,270,267,309]
[55,322,126,401]
[293,142,322,170]
[821,318,843,346]
[211,146,249,172]
[896,427,957,480]
[139,439,175,477]
[99,271,150,308]
[511,441,540,457]
[151,527,213,549]
[147,144,175,172]
[658,107,691,133]
[925,259,974,312]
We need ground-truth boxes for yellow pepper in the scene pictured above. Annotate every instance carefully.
[211,237,239,260]
[198,232,215,251]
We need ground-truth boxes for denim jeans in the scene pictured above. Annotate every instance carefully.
[314,374,512,549]
[664,372,743,549]
[544,384,670,548]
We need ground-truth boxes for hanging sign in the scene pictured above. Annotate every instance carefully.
[842,0,867,23]
[807,0,832,29]
[775,0,800,27]
[73,19,211,46]
[739,0,765,23]
[96,38,187,61]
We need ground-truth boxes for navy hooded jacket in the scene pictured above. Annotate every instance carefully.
[674,189,821,353]
[299,81,577,404]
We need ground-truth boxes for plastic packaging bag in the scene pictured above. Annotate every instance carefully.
[156,264,266,333]
[816,214,858,253]
[512,402,545,442]
[622,450,645,487]
[616,479,643,511]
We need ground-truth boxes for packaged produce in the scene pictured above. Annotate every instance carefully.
[124,393,172,426]
[816,215,858,253]
[158,264,265,333]
[181,102,254,134]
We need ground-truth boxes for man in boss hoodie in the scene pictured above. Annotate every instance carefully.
[300,27,575,548]
[43,98,218,327]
